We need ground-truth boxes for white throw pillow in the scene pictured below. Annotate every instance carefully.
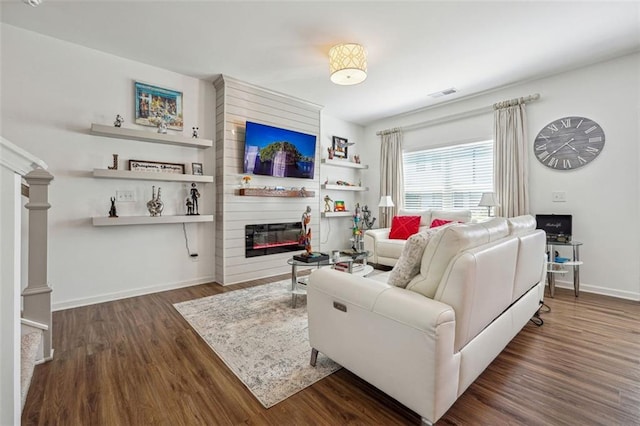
[387,227,443,288]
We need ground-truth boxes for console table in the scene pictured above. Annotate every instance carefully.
[546,241,583,297]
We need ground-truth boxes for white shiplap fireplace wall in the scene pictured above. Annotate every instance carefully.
[213,75,322,285]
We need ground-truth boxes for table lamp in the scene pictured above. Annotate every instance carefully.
[478,192,499,217]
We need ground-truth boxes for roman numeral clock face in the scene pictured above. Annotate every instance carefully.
[534,116,605,170]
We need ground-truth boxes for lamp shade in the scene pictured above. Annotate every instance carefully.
[378,195,395,208]
[478,192,499,207]
[329,43,367,85]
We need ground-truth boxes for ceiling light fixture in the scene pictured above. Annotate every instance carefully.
[328,43,367,85]
[23,0,42,7]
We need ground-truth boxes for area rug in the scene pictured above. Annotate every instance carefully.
[173,279,340,408]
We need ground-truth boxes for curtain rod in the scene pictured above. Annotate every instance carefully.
[376,93,540,136]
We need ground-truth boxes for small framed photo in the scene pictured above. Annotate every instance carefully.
[134,81,184,130]
[192,162,203,175]
[129,159,185,174]
[332,136,349,159]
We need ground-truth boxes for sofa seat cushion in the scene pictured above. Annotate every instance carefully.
[376,239,406,260]
[406,218,509,298]
[388,227,446,288]
[389,215,421,240]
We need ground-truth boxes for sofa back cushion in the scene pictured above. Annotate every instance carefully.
[398,209,432,227]
[429,209,472,225]
[405,218,509,298]
[435,237,519,352]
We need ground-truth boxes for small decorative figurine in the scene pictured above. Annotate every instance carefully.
[324,195,333,212]
[362,205,376,229]
[157,121,168,134]
[114,114,124,127]
[353,154,360,164]
[299,206,312,255]
[192,127,199,138]
[186,197,194,215]
[190,183,200,215]
[108,197,118,218]
[107,153,119,170]
[147,186,164,217]
[327,147,335,160]
[241,175,251,188]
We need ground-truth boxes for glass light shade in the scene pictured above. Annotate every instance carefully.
[378,195,395,208]
[329,43,367,85]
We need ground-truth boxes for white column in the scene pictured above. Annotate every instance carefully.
[22,168,54,360]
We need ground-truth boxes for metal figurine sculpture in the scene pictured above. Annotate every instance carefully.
[352,203,363,252]
[107,153,118,170]
[323,194,333,212]
[108,197,118,218]
[190,183,200,215]
[186,198,194,215]
[146,186,164,217]
[114,114,124,127]
[300,205,312,255]
[361,205,376,229]
[192,127,199,138]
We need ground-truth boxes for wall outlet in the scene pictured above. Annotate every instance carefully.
[116,190,136,202]
[552,191,566,202]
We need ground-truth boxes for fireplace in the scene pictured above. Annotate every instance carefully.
[245,222,304,258]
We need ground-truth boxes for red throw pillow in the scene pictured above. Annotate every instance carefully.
[430,218,453,228]
[389,216,421,240]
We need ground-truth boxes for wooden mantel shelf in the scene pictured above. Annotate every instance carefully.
[238,188,315,198]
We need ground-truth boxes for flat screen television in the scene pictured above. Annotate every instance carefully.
[243,121,316,179]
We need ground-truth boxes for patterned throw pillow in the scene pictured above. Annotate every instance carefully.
[388,227,442,288]
[388,215,421,240]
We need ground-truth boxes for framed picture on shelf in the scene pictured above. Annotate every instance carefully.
[134,81,184,130]
[334,200,346,211]
[192,162,203,175]
[332,136,349,159]
[129,159,185,174]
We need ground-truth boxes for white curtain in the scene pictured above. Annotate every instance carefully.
[493,101,529,217]
[379,129,404,227]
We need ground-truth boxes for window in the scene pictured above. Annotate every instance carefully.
[403,140,493,220]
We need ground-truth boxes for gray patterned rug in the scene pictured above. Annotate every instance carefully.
[173,279,340,408]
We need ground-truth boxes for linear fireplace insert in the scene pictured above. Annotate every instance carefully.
[245,222,304,258]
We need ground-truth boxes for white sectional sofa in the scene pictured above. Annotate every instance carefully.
[364,209,472,267]
[308,215,546,425]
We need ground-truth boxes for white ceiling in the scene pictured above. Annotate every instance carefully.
[1,1,639,125]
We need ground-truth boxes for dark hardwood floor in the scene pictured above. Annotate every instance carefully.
[23,276,640,425]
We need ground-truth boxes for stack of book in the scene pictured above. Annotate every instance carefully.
[333,262,365,273]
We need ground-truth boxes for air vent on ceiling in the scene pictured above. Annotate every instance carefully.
[428,87,458,98]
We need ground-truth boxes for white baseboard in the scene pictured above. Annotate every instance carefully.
[552,279,640,301]
[52,276,216,311]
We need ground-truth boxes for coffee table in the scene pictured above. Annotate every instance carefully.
[287,250,373,307]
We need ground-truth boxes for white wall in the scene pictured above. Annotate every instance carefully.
[318,114,367,252]
[364,53,640,300]
[1,24,217,309]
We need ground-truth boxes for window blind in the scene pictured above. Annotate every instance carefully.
[403,140,493,219]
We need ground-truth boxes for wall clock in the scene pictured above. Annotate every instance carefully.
[533,116,605,171]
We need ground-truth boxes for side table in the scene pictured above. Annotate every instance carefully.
[287,257,331,308]
[546,241,583,297]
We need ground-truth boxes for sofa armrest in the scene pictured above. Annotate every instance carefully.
[364,228,391,264]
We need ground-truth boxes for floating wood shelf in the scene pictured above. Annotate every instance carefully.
[321,159,368,169]
[90,123,213,148]
[92,215,213,226]
[321,211,353,218]
[93,169,213,183]
[238,188,315,198]
[321,184,368,192]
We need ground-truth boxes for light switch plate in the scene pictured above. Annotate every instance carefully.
[116,190,136,202]
[552,191,566,202]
